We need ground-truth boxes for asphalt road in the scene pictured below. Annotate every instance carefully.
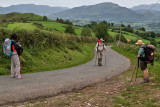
[0,46,130,106]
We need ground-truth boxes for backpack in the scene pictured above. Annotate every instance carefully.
[3,38,13,57]
[97,43,104,52]
[140,45,155,64]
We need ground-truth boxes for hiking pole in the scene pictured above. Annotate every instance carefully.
[131,62,138,82]
[20,55,23,78]
[105,50,106,66]
[135,58,140,82]
[95,51,98,66]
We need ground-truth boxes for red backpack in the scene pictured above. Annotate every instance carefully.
[140,45,155,64]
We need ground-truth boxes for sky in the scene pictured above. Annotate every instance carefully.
[0,0,159,8]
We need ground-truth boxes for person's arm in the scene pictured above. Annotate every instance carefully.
[95,43,98,52]
[104,44,106,51]
[137,48,143,58]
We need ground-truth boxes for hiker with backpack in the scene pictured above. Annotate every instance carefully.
[95,38,106,66]
[135,40,155,83]
[3,33,23,78]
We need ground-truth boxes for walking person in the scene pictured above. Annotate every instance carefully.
[135,40,149,83]
[10,33,23,79]
[95,38,106,66]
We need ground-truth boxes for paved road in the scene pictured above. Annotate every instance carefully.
[0,46,130,105]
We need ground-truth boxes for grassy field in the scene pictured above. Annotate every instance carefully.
[109,30,151,44]
[109,31,138,40]
[4,21,154,44]
[30,21,95,36]
[7,22,38,31]
[155,38,160,42]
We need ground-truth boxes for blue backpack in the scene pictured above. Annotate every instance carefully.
[3,38,13,57]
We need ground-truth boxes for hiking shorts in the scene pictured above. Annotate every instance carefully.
[140,60,147,70]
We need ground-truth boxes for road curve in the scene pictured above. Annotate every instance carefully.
[0,46,130,105]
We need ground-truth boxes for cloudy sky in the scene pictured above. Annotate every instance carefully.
[0,0,159,8]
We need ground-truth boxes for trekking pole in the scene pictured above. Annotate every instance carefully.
[105,50,106,66]
[131,62,138,82]
[20,55,23,78]
[135,58,140,82]
[95,51,98,66]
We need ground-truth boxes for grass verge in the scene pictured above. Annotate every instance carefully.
[0,43,95,75]
[111,44,160,107]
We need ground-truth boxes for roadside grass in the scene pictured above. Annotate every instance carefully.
[112,43,160,106]
[0,43,95,75]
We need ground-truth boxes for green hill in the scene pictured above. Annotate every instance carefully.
[0,13,94,36]
[0,12,44,23]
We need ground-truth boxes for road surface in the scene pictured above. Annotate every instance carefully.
[0,46,130,105]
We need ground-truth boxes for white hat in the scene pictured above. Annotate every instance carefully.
[100,38,104,41]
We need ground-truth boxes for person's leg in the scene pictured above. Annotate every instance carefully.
[12,54,21,78]
[140,61,149,83]
[98,52,100,66]
[99,52,103,66]
[144,69,148,78]
[11,56,15,78]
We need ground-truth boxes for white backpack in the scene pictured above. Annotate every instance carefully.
[3,38,13,57]
[97,43,104,52]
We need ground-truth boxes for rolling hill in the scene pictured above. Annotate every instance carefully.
[0,12,44,22]
[0,4,69,16]
[49,2,160,23]
[131,3,160,11]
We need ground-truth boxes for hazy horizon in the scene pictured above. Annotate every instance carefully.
[0,0,159,8]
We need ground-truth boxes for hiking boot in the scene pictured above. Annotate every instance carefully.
[141,78,149,83]
[17,75,23,79]
[11,75,15,78]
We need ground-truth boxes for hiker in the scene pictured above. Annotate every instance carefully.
[136,40,149,83]
[10,33,23,79]
[95,38,106,66]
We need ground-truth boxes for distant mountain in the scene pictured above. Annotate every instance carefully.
[131,3,160,11]
[49,2,160,22]
[0,4,69,16]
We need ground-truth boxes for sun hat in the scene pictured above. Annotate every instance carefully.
[135,40,144,45]
[100,38,104,41]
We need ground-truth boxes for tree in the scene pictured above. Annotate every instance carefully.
[111,23,114,27]
[150,39,157,46]
[43,16,48,21]
[95,23,109,41]
[65,25,76,35]
[127,24,131,28]
[121,24,125,27]
[56,18,59,22]
[81,27,92,36]
[149,32,156,38]
[91,21,97,26]
[115,34,127,43]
